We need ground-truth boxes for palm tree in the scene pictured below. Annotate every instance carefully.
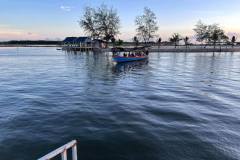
[221,35,229,50]
[133,36,139,47]
[157,37,162,52]
[114,39,123,46]
[169,33,181,48]
[211,30,218,49]
[184,36,189,49]
[231,36,236,48]
[111,36,116,48]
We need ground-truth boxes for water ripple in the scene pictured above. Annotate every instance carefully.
[0,48,240,160]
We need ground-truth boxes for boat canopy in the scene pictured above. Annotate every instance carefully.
[111,46,149,52]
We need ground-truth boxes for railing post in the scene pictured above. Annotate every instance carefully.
[72,144,78,160]
[38,140,77,160]
[61,149,67,160]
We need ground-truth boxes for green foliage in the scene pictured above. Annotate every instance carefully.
[111,37,116,44]
[115,39,123,46]
[231,36,236,43]
[0,40,61,45]
[157,37,162,44]
[135,7,158,43]
[133,36,139,47]
[207,24,228,48]
[193,20,228,46]
[193,20,208,43]
[79,7,99,38]
[184,36,189,45]
[169,33,182,48]
[231,36,237,47]
[184,36,190,48]
[79,5,120,42]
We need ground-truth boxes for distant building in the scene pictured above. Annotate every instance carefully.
[63,37,91,47]
[62,37,107,49]
[62,37,77,47]
[73,37,91,47]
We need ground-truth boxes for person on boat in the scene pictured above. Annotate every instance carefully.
[145,50,149,56]
[123,53,127,57]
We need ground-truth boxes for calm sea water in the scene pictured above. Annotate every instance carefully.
[0,47,240,160]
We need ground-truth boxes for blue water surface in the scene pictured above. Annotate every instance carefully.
[0,47,240,160]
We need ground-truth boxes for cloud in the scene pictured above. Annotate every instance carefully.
[60,5,73,12]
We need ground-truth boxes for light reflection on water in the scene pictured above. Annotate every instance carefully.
[0,47,240,160]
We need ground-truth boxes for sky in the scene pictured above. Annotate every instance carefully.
[1,0,240,41]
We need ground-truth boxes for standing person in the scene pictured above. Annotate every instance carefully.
[145,50,149,56]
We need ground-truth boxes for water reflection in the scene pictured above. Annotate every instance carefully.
[112,60,149,74]
[1,48,240,160]
[64,51,149,75]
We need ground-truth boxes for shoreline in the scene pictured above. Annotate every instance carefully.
[149,47,240,52]
[1,45,240,52]
[0,45,60,47]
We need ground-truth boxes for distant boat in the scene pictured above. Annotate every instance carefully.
[112,46,149,63]
[56,48,62,50]
[112,56,147,63]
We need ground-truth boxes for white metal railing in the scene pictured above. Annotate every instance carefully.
[38,140,77,160]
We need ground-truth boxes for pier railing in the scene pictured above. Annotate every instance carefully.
[38,140,77,160]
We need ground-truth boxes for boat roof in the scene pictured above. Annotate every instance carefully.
[112,46,149,52]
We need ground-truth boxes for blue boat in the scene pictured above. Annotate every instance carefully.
[112,56,148,63]
[112,46,149,63]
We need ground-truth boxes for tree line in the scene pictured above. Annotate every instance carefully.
[79,5,237,48]
[0,40,61,45]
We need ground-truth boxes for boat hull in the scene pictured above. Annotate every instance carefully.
[112,56,147,63]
